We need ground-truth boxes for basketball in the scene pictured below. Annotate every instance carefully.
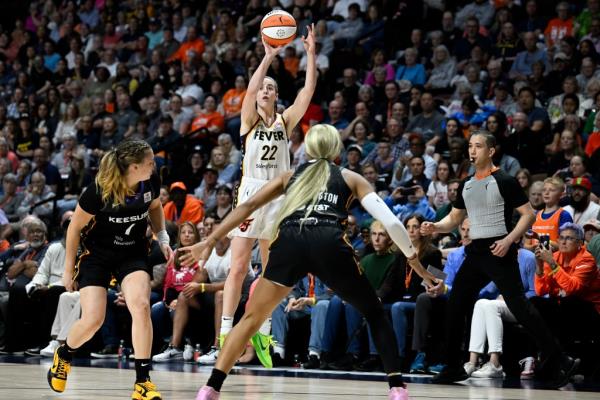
[260,10,297,47]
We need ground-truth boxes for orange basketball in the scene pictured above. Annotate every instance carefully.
[261,10,297,47]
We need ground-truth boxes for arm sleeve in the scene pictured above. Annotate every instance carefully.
[360,192,416,258]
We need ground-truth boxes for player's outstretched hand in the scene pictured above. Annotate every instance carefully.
[178,240,214,268]
[302,23,316,54]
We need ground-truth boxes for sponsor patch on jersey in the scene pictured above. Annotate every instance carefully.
[144,192,152,203]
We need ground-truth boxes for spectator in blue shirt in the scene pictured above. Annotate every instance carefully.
[395,48,426,86]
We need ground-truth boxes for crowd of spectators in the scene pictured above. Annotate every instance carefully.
[0,0,599,382]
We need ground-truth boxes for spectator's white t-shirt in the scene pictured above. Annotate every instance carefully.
[203,246,255,284]
[564,202,600,225]
[427,181,449,210]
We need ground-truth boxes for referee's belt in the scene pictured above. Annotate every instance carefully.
[281,217,341,227]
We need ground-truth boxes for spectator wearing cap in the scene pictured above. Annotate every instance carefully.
[583,219,600,243]
[0,173,23,222]
[533,222,600,344]
[564,176,600,224]
[510,32,551,81]
[168,25,205,65]
[344,145,363,173]
[163,182,204,226]
[145,18,164,51]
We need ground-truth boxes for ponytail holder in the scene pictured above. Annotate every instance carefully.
[319,157,328,161]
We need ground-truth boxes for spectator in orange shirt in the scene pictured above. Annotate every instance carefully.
[163,182,204,225]
[533,222,600,343]
[167,26,205,65]
[545,2,574,49]
[221,75,247,146]
[189,95,225,143]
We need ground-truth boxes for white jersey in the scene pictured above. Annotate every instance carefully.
[241,113,290,181]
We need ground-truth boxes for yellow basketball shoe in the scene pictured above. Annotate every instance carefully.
[132,379,162,400]
[47,346,71,393]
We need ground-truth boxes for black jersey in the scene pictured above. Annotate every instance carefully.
[78,173,161,250]
[283,161,353,224]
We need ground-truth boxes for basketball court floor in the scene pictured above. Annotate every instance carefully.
[1,356,599,399]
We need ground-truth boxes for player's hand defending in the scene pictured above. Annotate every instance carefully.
[302,23,316,55]
[178,239,214,268]
[420,221,437,236]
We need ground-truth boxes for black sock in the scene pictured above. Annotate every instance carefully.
[135,359,151,383]
[387,372,405,389]
[58,342,76,361]
[206,368,227,392]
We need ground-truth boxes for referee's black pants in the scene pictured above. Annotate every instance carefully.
[444,238,561,369]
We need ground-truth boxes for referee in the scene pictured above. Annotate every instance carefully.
[421,131,578,388]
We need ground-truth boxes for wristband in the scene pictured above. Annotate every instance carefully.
[443,284,448,294]
[201,283,206,293]
[311,297,316,305]
[157,229,170,246]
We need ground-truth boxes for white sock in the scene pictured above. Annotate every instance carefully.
[220,316,233,336]
[274,344,285,359]
[309,350,320,358]
[258,317,271,336]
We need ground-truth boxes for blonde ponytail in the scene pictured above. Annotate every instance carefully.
[95,140,152,207]
[271,124,342,238]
